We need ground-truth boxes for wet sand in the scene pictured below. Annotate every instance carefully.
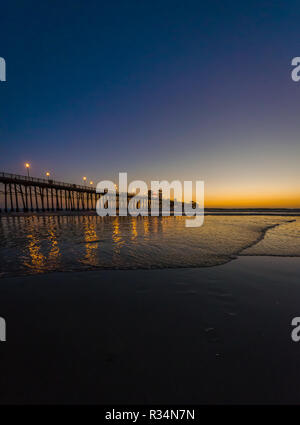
[0,256,300,404]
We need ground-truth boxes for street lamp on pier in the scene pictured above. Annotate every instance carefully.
[25,163,30,178]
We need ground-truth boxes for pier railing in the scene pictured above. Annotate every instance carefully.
[0,172,95,191]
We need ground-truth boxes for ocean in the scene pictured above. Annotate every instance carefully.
[0,214,299,277]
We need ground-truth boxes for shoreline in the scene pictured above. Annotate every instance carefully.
[2,252,300,280]
[0,216,299,279]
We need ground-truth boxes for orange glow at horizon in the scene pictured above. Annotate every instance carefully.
[190,183,300,208]
[156,184,299,208]
[204,190,300,209]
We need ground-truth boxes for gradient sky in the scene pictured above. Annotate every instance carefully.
[1,0,300,207]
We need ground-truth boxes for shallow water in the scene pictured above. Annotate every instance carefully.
[0,215,299,277]
[241,218,300,256]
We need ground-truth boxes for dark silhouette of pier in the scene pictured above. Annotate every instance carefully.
[0,172,101,212]
[0,172,174,214]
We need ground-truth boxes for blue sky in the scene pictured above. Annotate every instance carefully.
[1,0,300,206]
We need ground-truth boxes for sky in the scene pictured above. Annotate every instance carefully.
[0,0,300,207]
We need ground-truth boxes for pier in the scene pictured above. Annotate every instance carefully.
[0,172,101,212]
[0,172,170,214]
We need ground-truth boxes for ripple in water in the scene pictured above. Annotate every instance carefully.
[0,215,298,277]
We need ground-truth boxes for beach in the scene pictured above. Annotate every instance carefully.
[2,0,300,408]
[0,256,300,404]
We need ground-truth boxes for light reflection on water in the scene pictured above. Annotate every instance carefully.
[0,215,299,277]
[81,218,98,267]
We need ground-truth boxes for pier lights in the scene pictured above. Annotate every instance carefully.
[83,176,87,185]
[45,171,50,181]
[89,181,94,185]
[25,163,30,177]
